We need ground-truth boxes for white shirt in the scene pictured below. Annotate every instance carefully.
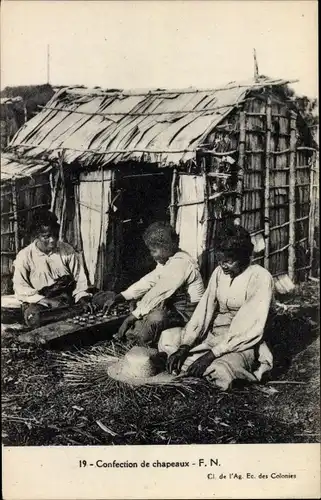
[182,264,274,358]
[13,241,90,304]
[121,251,205,319]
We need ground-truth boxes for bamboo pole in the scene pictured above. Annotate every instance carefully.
[308,151,317,276]
[201,156,209,278]
[23,103,27,124]
[73,180,90,286]
[11,179,19,254]
[1,203,49,216]
[11,143,196,155]
[270,243,290,256]
[99,167,105,289]
[270,221,290,231]
[50,169,60,213]
[170,168,178,227]
[234,110,246,224]
[40,102,240,117]
[169,191,227,209]
[57,153,67,241]
[63,79,298,97]
[11,141,238,158]
[264,97,272,269]
[288,111,297,281]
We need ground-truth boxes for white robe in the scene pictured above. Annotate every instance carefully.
[159,264,274,388]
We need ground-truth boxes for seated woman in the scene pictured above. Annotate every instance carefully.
[13,210,94,328]
[105,221,205,347]
[163,225,274,390]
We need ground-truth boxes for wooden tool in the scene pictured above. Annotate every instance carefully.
[18,311,129,346]
[18,305,130,346]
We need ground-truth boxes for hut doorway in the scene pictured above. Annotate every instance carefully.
[117,169,172,289]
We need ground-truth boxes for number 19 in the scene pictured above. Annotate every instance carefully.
[79,460,87,467]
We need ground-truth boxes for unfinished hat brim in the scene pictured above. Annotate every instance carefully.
[107,358,178,387]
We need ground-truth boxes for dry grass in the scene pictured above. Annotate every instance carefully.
[1,282,320,446]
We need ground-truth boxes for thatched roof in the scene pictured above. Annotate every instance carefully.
[1,153,51,182]
[6,76,294,171]
[0,96,23,106]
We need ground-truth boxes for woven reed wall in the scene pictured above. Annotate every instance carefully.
[0,174,51,294]
[200,92,315,282]
[203,113,239,279]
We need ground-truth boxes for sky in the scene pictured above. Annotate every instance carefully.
[0,0,318,98]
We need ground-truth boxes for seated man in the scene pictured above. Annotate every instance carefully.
[104,221,205,347]
[13,210,93,328]
[163,225,274,389]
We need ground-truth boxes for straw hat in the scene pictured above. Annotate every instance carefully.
[107,346,177,386]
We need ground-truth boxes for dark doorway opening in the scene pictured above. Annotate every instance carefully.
[116,167,172,290]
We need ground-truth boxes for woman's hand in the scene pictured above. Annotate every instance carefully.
[186,350,215,378]
[102,293,125,315]
[113,313,136,341]
[167,345,191,374]
[77,296,95,314]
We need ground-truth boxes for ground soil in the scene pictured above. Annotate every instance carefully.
[1,282,320,446]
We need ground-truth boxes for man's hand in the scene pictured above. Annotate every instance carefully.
[38,297,63,309]
[186,350,215,378]
[102,293,125,315]
[167,344,191,374]
[77,296,95,314]
[113,313,136,341]
[39,276,75,298]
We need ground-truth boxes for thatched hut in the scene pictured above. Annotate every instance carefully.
[1,76,318,295]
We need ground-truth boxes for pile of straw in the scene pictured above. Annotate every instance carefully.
[55,341,205,394]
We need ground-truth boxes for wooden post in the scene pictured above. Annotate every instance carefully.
[288,111,297,281]
[11,179,19,254]
[308,151,317,276]
[234,110,246,224]
[264,97,272,269]
[50,169,60,213]
[170,167,178,227]
[201,156,209,280]
[57,152,66,241]
[74,179,90,285]
[23,103,27,124]
[99,167,105,289]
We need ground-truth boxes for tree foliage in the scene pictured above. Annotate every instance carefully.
[1,84,55,120]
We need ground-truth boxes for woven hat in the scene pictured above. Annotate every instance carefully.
[107,346,177,386]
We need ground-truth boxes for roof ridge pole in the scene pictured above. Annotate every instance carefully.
[288,111,297,281]
[264,96,272,270]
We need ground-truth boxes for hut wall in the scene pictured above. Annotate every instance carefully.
[201,109,240,280]
[295,148,313,279]
[243,96,314,279]
[1,173,51,294]
[199,92,315,282]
